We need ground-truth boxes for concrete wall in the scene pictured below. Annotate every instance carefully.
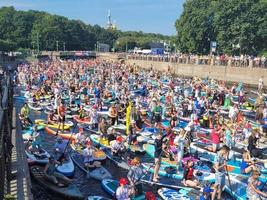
[99,53,267,86]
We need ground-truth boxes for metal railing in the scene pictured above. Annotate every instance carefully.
[0,70,13,200]
[127,54,267,68]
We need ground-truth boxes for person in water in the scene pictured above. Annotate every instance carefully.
[44,156,72,187]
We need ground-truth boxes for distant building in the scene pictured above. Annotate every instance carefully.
[98,43,110,52]
[150,42,164,55]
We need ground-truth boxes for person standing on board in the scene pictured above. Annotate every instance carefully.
[57,100,66,132]
[153,132,165,182]
[212,145,230,200]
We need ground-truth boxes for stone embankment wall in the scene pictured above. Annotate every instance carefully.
[98,53,267,86]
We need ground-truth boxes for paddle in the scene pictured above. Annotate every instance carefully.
[225,163,233,197]
[57,121,79,162]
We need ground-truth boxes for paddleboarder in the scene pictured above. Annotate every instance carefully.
[127,157,144,196]
[20,103,32,126]
[115,178,132,200]
[212,145,230,200]
[44,156,72,187]
[153,132,165,182]
[247,170,267,199]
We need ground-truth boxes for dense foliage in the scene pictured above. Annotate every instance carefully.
[175,0,267,55]
[0,6,171,52]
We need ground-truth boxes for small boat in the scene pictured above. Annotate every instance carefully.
[142,162,215,182]
[143,144,177,166]
[101,179,147,200]
[70,143,107,161]
[88,196,111,200]
[158,187,200,200]
[25,143,50,164]
[28,103,43,111]
[44,127,76,140]
[70,153,112,181]
[29,165,84,199]
[35,119,72,130]
[56,155,75,177]
[73,115,93,125]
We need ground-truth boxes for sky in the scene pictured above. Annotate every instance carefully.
[0,0,185,35]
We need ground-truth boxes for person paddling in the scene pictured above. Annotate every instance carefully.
[153,132,166,182]
[212,145,230,200]
[44,156,72,187]
[57,100,66,132]
[127,157,145,197]
[115,178,133,200]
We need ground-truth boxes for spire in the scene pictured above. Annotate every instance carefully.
[107,9,112,29]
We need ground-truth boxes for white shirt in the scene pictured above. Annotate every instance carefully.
[116,186,130,200]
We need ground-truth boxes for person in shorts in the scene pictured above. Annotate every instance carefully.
[212,145,230,200]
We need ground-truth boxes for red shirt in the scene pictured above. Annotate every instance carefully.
[211,129,220,144]
[186,167,194,180]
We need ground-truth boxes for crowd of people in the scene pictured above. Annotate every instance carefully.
[16,58,267,200]
[128,53,267,68]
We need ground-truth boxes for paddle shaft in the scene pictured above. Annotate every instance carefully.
[225,164,233,196]
[57,121,78,162]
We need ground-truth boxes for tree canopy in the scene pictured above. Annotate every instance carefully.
[175,0,267,55]
[0,6,172,52]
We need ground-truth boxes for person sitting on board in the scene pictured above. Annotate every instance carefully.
[28,125,42,152]
[182,159,200,188]
[240,150,258,174]
[247,170,267,200]
[75,127,86,147]
[212,145,230,200]
[83,141,101,170]
[127,157,145,197]
[47,110,58,124]
[78,105,86,119]
[115,178,133,200]
[44,156,72,187]
[109,102,118,125]
[20,103,32,126]
[248,130,267,158]
[54,137,67,160]
[107,127,117,144]
[200,186,213,200]
[110,136,125,157]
